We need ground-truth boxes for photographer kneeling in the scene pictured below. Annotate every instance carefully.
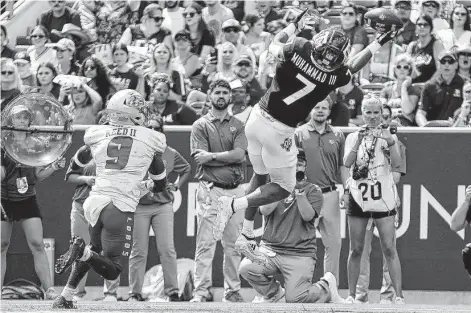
[343,96,405,304]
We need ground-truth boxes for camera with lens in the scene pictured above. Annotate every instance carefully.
[380,123,397,134]
[352,164,369,181]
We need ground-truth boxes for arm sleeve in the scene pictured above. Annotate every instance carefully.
[148,153,167,192]
[338,131,346,167]
[306,184,323,217]
[173,150,191,176]
[70,145,93,170]
[190,121,209,155]
[418,84,432,112]
[343,132,357,165]
[233,122,248,151]
[392,141,407,176]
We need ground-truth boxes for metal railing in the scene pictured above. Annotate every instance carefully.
[0,0,25,21]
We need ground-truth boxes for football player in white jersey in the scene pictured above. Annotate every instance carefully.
[53,90,167,309]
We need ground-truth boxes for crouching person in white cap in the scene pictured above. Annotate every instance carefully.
[238,149,345,304]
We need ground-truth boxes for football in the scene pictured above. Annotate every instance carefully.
[364,8,404,33]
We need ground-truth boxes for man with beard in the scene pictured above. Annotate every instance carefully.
[162,1,185,35]
[392,0,417,48]
[37,0,82,43]
[189,79,247,302]
[294,100,349,285]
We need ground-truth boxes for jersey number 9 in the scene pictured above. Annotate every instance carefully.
[105,136,134,170]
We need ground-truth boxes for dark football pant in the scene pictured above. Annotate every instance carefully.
[87,203,134,280]
[463,243,471,277]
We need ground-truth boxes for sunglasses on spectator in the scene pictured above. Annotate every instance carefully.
[84,65,96,71]
[454,12,468,17]
[396,65,411,70]
[341,11,355,16]
[237,62,251,67]
[395,5,411,10]
[31,34,46,39]
[423,2,439,8]
[416,22,430,28]
[440,58,456,65]
[183,12,196,18]
[151,16,164,22]
[223,27,240,33]
[175,36,190,42]
[458,52,471,57]
[1,70,14,75]
[464,89,471,93]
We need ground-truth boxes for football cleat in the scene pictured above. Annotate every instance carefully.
[235,232,268,266]
[52,295,76,309]
[55,236,85,274]
[322,272,345,304]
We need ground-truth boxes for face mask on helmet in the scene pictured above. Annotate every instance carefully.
[106,89,148,126]
[311,30,350,72]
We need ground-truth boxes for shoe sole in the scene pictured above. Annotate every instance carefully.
[236,241,267,266]
[55,238,84,274]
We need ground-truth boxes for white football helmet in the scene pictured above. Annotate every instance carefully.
[105,89,149,126]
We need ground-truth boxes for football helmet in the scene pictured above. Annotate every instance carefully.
[311,28,350,73]
[105,89,149,126]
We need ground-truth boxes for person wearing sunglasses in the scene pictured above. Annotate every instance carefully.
[420,0,449,33]
[28,26,57,74]
[379,53,420,126]
[392,0,417,48]
[406,14,444,84]
[221,19,257,67]
[457,46,471,80]
[173,30,201,80]
[79,56,115,107]
[340,2,369,58]
[37,0,82,43]
[119,4,173,54]
[0,58,23,111]
[416,50,465,126]
[437,5,471,51]
[202,0,235,44]
[183,3,215,61]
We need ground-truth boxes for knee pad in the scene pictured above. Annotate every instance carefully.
[462,243,471,276]
[248,153,268,175]
[268,166,296,193]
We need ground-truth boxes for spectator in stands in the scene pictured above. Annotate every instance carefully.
[221,19,256,66]
[407,14,444,84]
[420,0,449,33]
[119,4,173,53]
[255,0,282,28]
[202,0,234,44]
[202,41,238,90]
[457,46,471,81]
[78,55,114,106]
[126,118,191,301]
[343,96,404,304]
[362,39,404,84]
[452,99,471,127]
[28,26,57,74]
[241,14,271,62]
[1,58,22,111]
[437,4,471,51]
[229,79,251,120]
[0,24,16,59]
[392,0,417,48]
[416,50,464,126]
[58,23,92,65]
[340,2,369,57]
[330,76,364,126]
[53,38,79,75]
[37,0,82,43]
[63,82,102,125]
[109,43,145,95]
[162,0,185,35]
[189,79,246,303]
[147,73,197,125]
[13,52,35,87]
[145,43,186,101]
[232,55,263,106]
[257,20,286,90]
[184,3,215,60]
[380,53,421,126]
[36,62,61,99]
[173,30,201,80]
[75,0,98,43]
[223,0,244,22]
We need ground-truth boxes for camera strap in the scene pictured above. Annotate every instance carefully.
[363,135,378,164]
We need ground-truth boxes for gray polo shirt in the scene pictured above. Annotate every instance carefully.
[261,181,323,258]
[299,124,345,189]
[190,111,247,186]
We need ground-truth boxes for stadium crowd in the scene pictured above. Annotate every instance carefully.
[1,0,470,306]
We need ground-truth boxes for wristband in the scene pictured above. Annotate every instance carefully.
[367,41,382,55]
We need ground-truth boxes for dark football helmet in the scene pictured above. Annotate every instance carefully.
[311,28,351,73]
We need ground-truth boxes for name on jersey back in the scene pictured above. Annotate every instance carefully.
[105,127,138,138]
[291,53,338,85]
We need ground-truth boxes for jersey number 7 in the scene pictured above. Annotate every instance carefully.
[283,73,317,105]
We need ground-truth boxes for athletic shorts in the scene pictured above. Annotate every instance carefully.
[1,196,41,222]
[346,194,396,219]
[89,203,134,271]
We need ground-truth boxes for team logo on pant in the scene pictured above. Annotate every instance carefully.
[280,138,293,152]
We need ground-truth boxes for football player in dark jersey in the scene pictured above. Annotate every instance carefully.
[450,184,471,278]
[214,10,399,265]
